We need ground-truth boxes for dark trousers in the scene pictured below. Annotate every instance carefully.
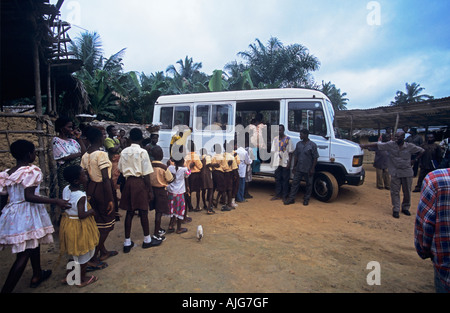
[274,166,290,199]
[287,170,313,202]
[415,167,433,190]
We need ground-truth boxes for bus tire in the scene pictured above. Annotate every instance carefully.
[313,171,339,202]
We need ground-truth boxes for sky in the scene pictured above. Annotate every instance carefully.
[54,0,450,109]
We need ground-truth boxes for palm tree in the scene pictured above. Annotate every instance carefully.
[391,82,433,105]
[165,56,208,94]
[237,37,320,88]
[320,81,348,111]
[102,47,127,78]
[166,56,203,80]
[224,61,254,90]
[69,31,103,76]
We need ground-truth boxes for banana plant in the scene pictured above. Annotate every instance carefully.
[114,71,164,124]
[80,69,120,120]
[208,70,228,92]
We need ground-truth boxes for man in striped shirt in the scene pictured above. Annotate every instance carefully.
[415,168,450,293]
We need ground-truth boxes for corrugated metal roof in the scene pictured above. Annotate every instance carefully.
[335,97,450,129]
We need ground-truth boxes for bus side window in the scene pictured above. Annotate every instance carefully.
[195,105,210,131]
[288,102,327,136]
[160,107,173,129]
[211,104,230,130]
[174,106,190,128]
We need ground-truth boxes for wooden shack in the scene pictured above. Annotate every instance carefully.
[1,0,83,219]
[335,97,450,164]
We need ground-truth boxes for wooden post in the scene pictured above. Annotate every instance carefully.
[394,113,399,134]
[33,39,47,192]
[350,115,353,139]
[46,63,52,115]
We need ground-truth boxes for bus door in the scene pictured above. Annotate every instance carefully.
[158,104,192,160]
[286,100,331,162]
[192,102,235,154]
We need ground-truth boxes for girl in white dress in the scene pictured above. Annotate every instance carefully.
[0,140,70,293]
[60,165,99,287]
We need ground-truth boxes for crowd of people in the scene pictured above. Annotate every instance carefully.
[0,116,449,293]
[0,117,267,292]
[360,128,448,219]
[360,128,450,293]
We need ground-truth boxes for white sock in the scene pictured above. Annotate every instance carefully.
[124,238,132,246]
[143,235,152,243]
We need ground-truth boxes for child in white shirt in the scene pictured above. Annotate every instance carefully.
[167,158,191,234]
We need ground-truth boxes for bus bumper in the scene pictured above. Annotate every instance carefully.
[345,168,365,186]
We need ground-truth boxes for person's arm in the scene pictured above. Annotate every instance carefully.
[77,196,95,219]
[360,142,379,150]
[414,178,436,259]
[184,168,191,195]
[195,157,203,170]
[309,158,318,176]
[245,151,253,165]
[141,150,154,202]
[73,128,87,155]
[411,146,425,166]
[435,145,443,164]
[143,174,154,202]
[293,153,298,169]
[24,186,70,209]
[101,168,115,215]
[0,192,8,214]
[287,152,293,169]
[309,144,319,176]
[185,177,190,196]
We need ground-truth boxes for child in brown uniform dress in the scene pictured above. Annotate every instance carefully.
[81,128,117,264]
[184,141,203,212]
[200,148,215,214]
[149,145,174,241]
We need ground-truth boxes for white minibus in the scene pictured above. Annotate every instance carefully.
[152,88,365,202]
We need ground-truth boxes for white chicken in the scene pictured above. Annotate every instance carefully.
[196,225,203,241]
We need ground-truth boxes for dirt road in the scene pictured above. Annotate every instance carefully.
[0,165,435,293]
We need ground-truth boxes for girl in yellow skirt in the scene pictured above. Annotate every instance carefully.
[60,165,99,287]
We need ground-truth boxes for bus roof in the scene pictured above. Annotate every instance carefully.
[155,88,328,105]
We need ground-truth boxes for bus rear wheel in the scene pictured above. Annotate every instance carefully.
[313,171,339,202]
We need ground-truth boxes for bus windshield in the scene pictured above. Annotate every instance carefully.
[287,101,327,136]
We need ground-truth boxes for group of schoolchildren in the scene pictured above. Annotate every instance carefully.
[0,123,253,293]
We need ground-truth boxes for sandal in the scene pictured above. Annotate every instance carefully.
[99,250,118,261]
[30,270,52,288]
[167,228,175,233]
[176,228,188,234]
[77,275,98,288]
[86,261,108,272]
[207,209,215,214]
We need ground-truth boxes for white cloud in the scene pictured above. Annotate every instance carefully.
[56,0,449,110]
[314,57,427,109]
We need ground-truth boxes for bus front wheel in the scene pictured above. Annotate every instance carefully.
[313,171,339,202]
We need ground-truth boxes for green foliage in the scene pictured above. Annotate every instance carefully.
[208,70,228,92]
[390,82,433,105]
[320,81,348,111]
[68,32,358,124]
[237,37,320,88]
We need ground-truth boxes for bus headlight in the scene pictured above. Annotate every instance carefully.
[352,155,363,167]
